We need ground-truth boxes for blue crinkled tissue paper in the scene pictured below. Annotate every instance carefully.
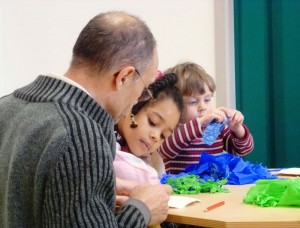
[182,152,278,185]
[203,118,228,145]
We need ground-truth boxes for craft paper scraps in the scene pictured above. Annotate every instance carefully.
[161,173,229,194]
[243,178,300,207]
[203,118,228,145]
[276,167,300,176]
[184,152,278,185]
[168,195,201,208]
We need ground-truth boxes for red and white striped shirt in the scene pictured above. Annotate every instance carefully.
[158,118,254,174]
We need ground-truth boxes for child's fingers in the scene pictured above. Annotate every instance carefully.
[231,111,244,123]
[218,108,244,125]
[217,106,232,118]
[211,108,227,122]
[198,112,223,126]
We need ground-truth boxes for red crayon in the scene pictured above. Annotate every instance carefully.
[204,201,225,212]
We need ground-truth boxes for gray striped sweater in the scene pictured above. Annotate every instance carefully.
[0,75,149,227]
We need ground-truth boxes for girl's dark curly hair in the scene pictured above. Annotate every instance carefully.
[131,73,184,115]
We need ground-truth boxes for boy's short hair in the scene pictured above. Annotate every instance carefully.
[164,62,216,96]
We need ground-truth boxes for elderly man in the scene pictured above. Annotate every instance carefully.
[0,11,171,227]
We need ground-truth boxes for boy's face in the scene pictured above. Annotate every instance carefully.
[181,84,213,123]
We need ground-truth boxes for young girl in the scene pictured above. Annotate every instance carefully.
[114,73,184,184]
[158,62,254,174]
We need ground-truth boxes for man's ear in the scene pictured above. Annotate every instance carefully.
[114,66,136,90]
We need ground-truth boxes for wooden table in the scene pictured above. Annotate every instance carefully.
[166,183,300,227]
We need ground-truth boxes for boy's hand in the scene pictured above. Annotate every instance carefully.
[197,107,246,139]
[197,107,227,126]
[221,107,246,139]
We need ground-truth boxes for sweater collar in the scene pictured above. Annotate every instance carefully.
[14,75,114,125]
[46,72,90,96]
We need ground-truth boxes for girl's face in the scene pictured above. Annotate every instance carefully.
[181,84,213,123]
[121,98,180,158]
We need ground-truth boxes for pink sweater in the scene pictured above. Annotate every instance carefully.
[114,143,159,184]
[158,118,254,174]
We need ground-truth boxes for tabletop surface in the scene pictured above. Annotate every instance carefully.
[166,183,300,228]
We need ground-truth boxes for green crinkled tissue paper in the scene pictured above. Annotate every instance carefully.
[165,174,229,194]
[243,178,300,207]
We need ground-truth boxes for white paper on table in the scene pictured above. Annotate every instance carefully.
[168,195,201,209]
[277,167,300,176]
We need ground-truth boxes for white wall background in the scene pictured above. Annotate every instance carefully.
[0,0,235,107]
